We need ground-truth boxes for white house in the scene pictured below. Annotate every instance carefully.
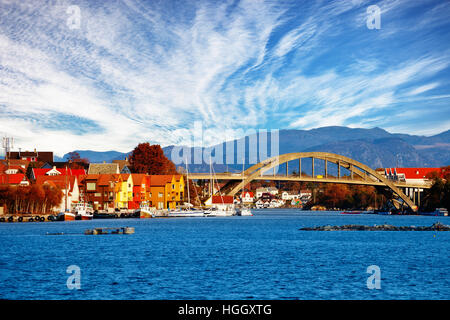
[256,187,278,198]
[241,191,254,204]
[281,191,300,201]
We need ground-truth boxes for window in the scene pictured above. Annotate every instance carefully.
[158,192,163,198]
[94,193,101,197]
[87,183,96,191]
[172,184,175,190]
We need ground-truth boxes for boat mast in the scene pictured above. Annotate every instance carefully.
[241,156,245,206]
[185,156,190,208]
[65,164,68,212]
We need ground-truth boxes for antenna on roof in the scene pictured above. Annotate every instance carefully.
[2,135,14,160]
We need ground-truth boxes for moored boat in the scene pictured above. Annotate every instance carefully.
[341,211,363,214]
[237,206,253,216]
[61,211,76,221]
[135,204,154,218]
[73,202,93,220]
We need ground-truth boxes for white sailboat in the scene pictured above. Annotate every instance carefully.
[168,157,206,217]
[204,159,236,217]
[237,159,252,216]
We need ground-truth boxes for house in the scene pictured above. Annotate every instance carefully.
[255,187,278,198]
[281,191,300,201]
[0,159,30,172]
[382,168,443,185]
[6,149,53,163]
[149,175,185,209]
[240,191,254,204]
[88,163,120,175]
[35,175,80,212]
[31,167,86,180]
[149,175,171,209]
[205,195,234,210]
[78,174,123,211]
[299,189,312,202]
[0,173,30,186]
[129,174,149,209]
[117,174,133,209]
[2,165,25,175]
[112,158,131,174]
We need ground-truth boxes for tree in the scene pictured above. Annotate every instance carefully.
[67,151,89,169]
[129,143,177,175]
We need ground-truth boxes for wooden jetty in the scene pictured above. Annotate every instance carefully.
[84,227,135,235]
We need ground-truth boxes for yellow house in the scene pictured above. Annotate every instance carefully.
[116,174,133,209]
[165,175,185,209]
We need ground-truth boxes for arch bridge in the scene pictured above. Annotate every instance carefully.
[188,152,432,212]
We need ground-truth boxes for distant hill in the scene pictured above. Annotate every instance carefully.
[61,150,129,163]
[61,126,450,173]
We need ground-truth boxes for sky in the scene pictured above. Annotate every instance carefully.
[0,0,449,156]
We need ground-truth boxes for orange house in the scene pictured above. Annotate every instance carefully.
[148,175,185,209]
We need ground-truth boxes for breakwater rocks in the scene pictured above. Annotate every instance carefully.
[299,222,450,231]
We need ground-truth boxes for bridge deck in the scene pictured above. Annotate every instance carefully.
[188,173,431,189]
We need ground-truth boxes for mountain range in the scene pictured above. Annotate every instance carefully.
[59,126,450,173]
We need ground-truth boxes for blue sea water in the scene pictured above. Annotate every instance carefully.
[0,209,449,300]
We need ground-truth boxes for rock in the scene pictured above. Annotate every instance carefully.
[299,223,450,231]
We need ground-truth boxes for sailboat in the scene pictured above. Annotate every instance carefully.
[237,159,252,216]
[168,157,206,217]
[204,159,236,217]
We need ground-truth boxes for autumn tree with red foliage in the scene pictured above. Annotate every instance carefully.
[0,184,63,214]
[129,143,177,175]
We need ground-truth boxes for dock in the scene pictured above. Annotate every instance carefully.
[46,227,135,235]
[84,227,135,235]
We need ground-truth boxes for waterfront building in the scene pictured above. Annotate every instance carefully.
[382,167,443,185]
[117,174,133,209]
[205,195,234,210]
[35,175,79,212]
[148,175,185,209]
[128,174,149,209]
[281,191,300,201]
[256,187,278,198]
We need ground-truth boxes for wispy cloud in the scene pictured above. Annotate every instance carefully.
[0,0,449,156]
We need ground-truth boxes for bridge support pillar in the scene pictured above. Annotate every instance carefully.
[299,159,301,177]
[338,161,340,179]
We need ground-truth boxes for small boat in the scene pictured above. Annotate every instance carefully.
[341,211,363,214]
[62,211,76,221]
[134,204,154,219]
[237,206,253,216]
[204,207,236,217]
[419,208,448,216]
[168,209,206,217]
